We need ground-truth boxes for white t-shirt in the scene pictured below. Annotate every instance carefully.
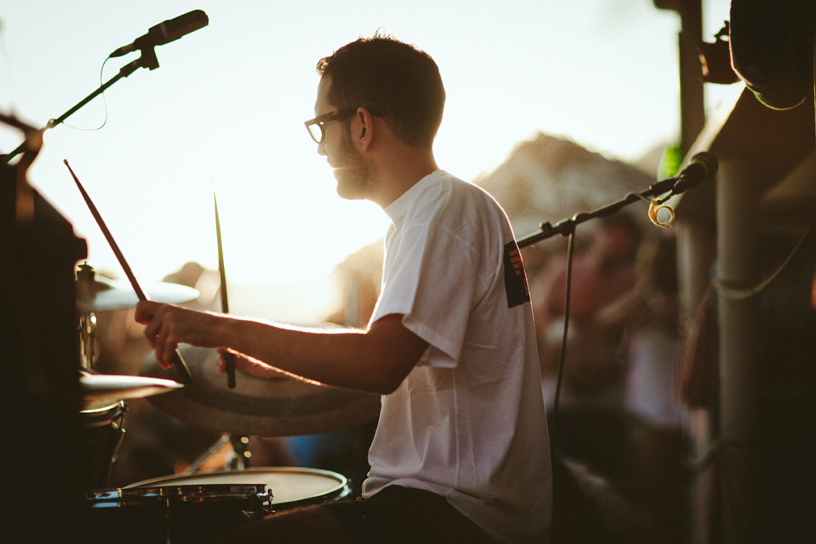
[363,170,552,544]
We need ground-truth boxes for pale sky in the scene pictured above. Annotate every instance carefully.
[1,0,733,320]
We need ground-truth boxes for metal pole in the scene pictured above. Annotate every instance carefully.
[677,0,706,157]
[716,159,763,544]
[676,220,717,544]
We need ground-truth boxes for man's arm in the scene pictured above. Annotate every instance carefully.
[135,301,427,395]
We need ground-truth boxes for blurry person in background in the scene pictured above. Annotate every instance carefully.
[531,213,641,481]
[608,233,688,544]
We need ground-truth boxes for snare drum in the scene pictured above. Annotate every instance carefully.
[126,466,351,512]
[84,467,349,543]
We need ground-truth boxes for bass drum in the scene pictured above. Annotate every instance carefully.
[84,467,349,544]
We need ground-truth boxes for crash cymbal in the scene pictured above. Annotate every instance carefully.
[139,345,381,438]
[80,371,184,410]
[79,277,199,312]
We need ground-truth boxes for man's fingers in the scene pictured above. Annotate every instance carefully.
[155,324,178,369]
[142,318,160,349]
[136,302,203,378]
[160,343,179,369]
[135,300,160,324]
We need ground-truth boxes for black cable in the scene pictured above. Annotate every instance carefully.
[548,226,576,457]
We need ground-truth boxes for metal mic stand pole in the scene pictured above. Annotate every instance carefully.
[1,47,160,165]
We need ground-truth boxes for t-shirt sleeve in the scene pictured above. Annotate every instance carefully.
[371,221,484,367]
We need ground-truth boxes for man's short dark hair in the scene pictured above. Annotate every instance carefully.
[316,33,445,148]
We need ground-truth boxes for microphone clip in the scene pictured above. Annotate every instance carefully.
[137,46,160,71]
[648,198,675,228]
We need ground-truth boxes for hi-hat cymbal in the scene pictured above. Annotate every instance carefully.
[78,277,199,312]
[80,371,184,410]
[139,345,381,438]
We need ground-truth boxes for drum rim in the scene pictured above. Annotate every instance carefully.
[80,400,126,426]
[80,401,124,414]
[121,482,269,499]
[124,466,348,490]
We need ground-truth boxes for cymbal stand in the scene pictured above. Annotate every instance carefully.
[228,435,252,470]
[186,434,230,473]
[76,265,129,490]
[185,434,251,473]
[79,313,97,370]
[76,263,98,370]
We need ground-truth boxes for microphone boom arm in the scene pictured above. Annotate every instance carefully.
[2,48,160,165]
[517,153,716,248]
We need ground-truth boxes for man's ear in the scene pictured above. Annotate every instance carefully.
[356,107,375,151]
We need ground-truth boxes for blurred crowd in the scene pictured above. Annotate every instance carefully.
[530,214,688,543]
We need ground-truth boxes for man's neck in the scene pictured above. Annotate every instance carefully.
[369,147,439,208]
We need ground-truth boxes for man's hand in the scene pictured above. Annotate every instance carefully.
[135,300,223,368]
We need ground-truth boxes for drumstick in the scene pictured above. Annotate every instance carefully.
[64,160,193,385]
[214,192,236,389]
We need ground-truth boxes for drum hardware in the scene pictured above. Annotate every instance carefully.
[79,311,98,369]
[187,433,233,473]
[183,433,252,474]
[229,435,252,470]
[77,262,99,369]
[85,479,270,544]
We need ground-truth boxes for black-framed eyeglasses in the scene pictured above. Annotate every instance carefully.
[304,107,384,144]
[304,108,358,144]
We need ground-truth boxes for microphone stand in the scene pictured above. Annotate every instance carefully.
[518,167,712,457]
[1,47,161,165]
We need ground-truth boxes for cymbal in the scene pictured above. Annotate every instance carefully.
[80,371,184,410]
[139,345,381,438]
[78,276,199,312]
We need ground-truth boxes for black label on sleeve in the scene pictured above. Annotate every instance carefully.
[503,241,530,308]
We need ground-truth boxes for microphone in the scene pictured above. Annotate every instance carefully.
[109,10,209,58]
[672,152,718,193]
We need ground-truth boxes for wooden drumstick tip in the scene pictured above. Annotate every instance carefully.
[225,351,236,389]
[172,349,194,385]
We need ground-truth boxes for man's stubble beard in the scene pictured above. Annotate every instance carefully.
[334,125,377,201]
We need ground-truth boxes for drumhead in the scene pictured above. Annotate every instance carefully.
[125,467,350,509]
